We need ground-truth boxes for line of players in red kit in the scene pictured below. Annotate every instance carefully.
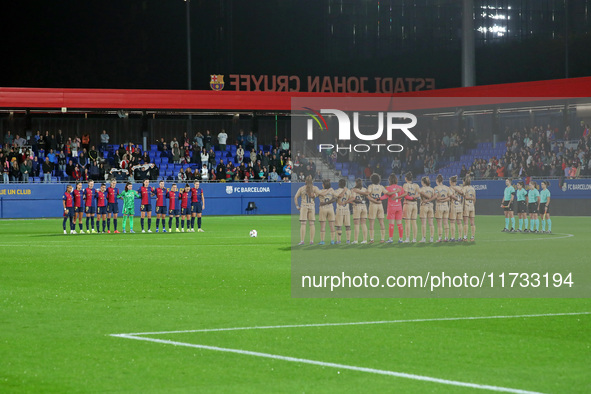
[61,179,205,234]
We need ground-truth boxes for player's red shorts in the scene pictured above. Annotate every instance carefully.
[387,208,403,221]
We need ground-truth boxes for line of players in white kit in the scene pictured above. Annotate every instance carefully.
[294,172,476,245]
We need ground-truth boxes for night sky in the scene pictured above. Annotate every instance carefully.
[2,0,590,91]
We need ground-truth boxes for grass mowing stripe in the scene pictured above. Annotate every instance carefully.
[111,334,544,394]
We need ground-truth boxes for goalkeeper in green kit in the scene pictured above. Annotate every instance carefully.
[118,182,140,233]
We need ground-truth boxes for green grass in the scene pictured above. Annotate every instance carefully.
[1,215,590,393]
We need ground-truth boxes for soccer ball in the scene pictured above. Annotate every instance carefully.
[249,229,258,238]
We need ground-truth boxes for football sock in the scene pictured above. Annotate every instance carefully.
[62,217,67,230]
[147,219,151,230]
[198,217,202,228]
[519,219,523,230]
[155,218,159,229]
[191,217,195,229]
[141,218,144,230]
[102,220,106,232]
[161,218,166,229]
[511,217,515,229]
[122,216,127,231]
[168,217,173,228]
[181,220,184,229]
[389,224,394,238]
[530,219,534,231]
[397,224,403,238]
[129,216,134,231]
[542,220,546,231]
[91,216,95,230]
[524,218,528,229]
[86,217,90,230]
[176,217,180,228]
[79,222,83,231]
[535,219,540,231]
[70,218,74,230]
[505,218,509,229]
[547,219,552,231]
[107,218,111,231]
[114,219,118,231]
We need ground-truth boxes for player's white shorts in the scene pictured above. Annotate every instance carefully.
[335,208,351,227]
[299,203,315,221]
[368,202,384,220]
[403,202,418,220]
[419,204,433,219]
[319,206,335,222]
[463,205,475,218]
[352,204,368,220]
[435,203,449,219]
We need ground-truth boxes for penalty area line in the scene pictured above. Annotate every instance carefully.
[117,311,591,336]
[111,333,544,394]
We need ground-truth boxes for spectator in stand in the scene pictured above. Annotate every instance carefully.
[71,136,81,157]
[170,137,179,150]
[10,160,20,182]
[226,162,235,181]
[185,167,194,181]
[2,157,9,183]
[216,159,227,182]
[237,130,245,148]
[160,145,172,161]
[19,159,31,182]
[281,137,290,154]
[236,145,244,164]
[142,151,150,164]
[208,148,216,170]
[177,168,186,182]
[42,157,54,182]
[89,161,100,180]
[14,134,26,147]
[208,167,216,182]
[218,129,228,151]
[246,131,257,151]
[194,132,204,151]
[100,130,109,153]
[88,145,98,163]
[172,145,181,164]
[4,131,13,146]
[37,133,46,155]
[81,133,90,152]
[204,130,212,151]
[78,151,88,168]
[72,164,82,181]
[269,166,279,182]
[201,164,208,181]
[55,130,64,151]
[31,156,41,177]
[157,138,165,152]
[272,136,280,151]
[182,132,191,151]
[200,148,209,169]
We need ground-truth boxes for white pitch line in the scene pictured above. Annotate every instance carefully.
[116,311,591,336]
[111,333,544,394]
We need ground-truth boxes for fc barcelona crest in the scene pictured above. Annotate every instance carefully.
[210,75,224,91]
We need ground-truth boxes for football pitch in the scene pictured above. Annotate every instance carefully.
[1,215,590,393]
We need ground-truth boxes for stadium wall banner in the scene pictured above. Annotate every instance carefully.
[0,179,588,219]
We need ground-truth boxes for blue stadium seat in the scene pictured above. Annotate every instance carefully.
[150,145,158,151]
[161,157,169,164]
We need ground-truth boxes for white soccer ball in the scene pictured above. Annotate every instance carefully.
[249,229,258,238]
